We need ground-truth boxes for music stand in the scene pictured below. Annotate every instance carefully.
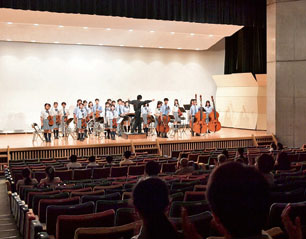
[183,104,191,111]
[179,107,186,113]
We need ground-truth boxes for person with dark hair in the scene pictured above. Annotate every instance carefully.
[175,158,194,175]
[40,103,52,142]
[39,166,61,187]
[132,177,181,239]
[120,150,134,166]
[196,162,270,239]
[269,142,277,152]
[105,156,114,167]
[235,148,248,165]
[67,155,82,169]
[214,154,227,167]
[277,142,284,151]
[128,95,155,134]
[154,101,163,137]
[160,98,171,138]
[86,156,99,168]
[256,153,275,186]
[16,168,38,191]
[275,152,291,171]
[222,149,229,159]
[145,161,160,177]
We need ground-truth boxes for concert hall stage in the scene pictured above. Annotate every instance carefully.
[0,128,273,161]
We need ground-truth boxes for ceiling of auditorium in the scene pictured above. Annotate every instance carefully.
[0,9,243,51]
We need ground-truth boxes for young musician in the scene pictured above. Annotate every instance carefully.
[83,100,89,138]
[41,103,52,142]
[93,98,103,136]
[59,102,69,137]
[104,102,111,139]
[160,98,171,138]
[154,101,162,137]
[204,100,213,133]
[122,101,131,132]
[172,99,181,131]
[87,101,94,135]
[51,102,61,139]
[141,103,151,136]
[76,103,87,141]
[106,104,118,140]
[73,99,82,140]
[128,95,154,134]
[190,98,200,136]
[116,99,124,137]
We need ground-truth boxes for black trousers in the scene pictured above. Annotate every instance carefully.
[132,111,142,133]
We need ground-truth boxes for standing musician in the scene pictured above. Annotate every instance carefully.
[93,98,103,136]
[83,100,89,138]
[160,98,171,138]
[87,101,94,135]
[73,99,82,140]
[51,102,61,139]
[204,100,213,133]
[128,95,154,134]
[190,98,200,136]
[104,102,111,139]
[141,103,151,136]
[172,99,181,132]
[41,103,52,142]
[116,99,124,137]
[154,101,163,137]
[59,102,69,137]
[76,103,87,141]
[122,101,131,133]
[106,104,118,140]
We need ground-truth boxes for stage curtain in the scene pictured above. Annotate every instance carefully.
[0,0,266,74]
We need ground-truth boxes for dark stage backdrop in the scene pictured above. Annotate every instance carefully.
[0,0,266,74]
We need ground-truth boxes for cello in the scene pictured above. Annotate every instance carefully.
[208,96,221,132]
[48,114,54,127]
[189,94,197,128]
[156,105,170,136]
[192,95,207,134]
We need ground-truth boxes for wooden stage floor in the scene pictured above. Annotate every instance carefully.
[0,128,268,150]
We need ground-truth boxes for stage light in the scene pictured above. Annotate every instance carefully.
[54,41,60,44]
[195,48,200,50]
[150,30,155,33]
[98,43,104,46]
[209,34,214,37]
[7,22,13,25]
[31,40,36,42]
[139,45,144,48]
[76,42,82,45]
[170,32,175,35]
[128,29,133,32]
[159,46,164,48]
[106,28,111,31]
[190,33,195,36]
[119,44,124,47]
[33,24,39,26]
[83,27,88,30]
[58,25,64,28]
[177,48,182,50]
[6,39,12,41]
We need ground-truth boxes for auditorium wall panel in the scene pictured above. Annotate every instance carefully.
[0,40,224,132]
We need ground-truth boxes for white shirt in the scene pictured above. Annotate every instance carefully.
[141,105,151,115]
[59,107,69,116]
[172,105,179,113]
[123,106,130,114]
[106,110,118,120]
[204,106,213,114]
[41,109,51,120]
[76,108,87,119]
[51,107,60,116]
[154,108,161,117]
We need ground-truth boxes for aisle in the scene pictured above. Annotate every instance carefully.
[0,180,20,239]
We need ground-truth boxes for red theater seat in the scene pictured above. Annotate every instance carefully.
[54,170,73,181]
[110,167,128,177]
[73,169,92,180]
[161,163,177,173]
[184,191,206,201]
[128,165,145,176]
[92,167,110,179]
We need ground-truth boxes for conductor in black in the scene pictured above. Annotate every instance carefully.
[128,95,155,134]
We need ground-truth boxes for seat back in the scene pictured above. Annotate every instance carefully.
[128,165,145,176]
[46,201,95,236]
[81,193,121,204]
[161,163,177,173]
[169,200,210,217]
[32,192,69,215]
[28,190,60,208]
[184,191,206,201]
[56,209,115,239]
[92,168,110,179]
[25,188,52,204]
[38,196,80,223]
[73,169,92,180]
[110,167,128,177]
[71,189,105,197]
[115,208,136,226]
[269,188,306,206]
[95,200,129,213]
[54,170,73,181]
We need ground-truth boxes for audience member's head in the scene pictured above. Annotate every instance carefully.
[132,177,179,239]
[124,151,132,159]
[238,147,244,156]
[222,149,229,159]
[256,154,275,174]
[69,155,77,163]
[277,142,284,150]
[45,166,55,182]
[22,168,32,185]
[179,158,189,168]
[207,162,270,238]
[88,156,96,163]
[106,156,113,164]
[270,142,277,151]
[145,161,160,176]
[215,154,227,166]
[276,152,291,170]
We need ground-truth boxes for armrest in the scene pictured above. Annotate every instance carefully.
[37,232,49,239]
[30,220,43,239]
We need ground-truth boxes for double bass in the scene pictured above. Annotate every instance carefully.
[208,96,221,132]
[48,114,54,127]
[192,95,207,134]
[156,105,170,134]
[189,94,198,129]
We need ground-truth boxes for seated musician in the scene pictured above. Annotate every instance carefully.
[204,100,213,133]
[190,99,200,136]
[154,101,162,137]
[160,98,171,138]
[106,104,118,140]
[41,103,52,142]
[141,103,151,136]
[51,102,61,139]
[76,103,87,141]
[59,102,69,137]
[172,99,181,131]
[122,101,131,132]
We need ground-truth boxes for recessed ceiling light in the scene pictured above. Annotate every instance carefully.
[54,41,60,44]
[195,48,200,51]
[150,30,155,33]
[190,33,195,36]
[128,29,133,32]
[209,34,214,37]
[83,27,88,30]
[139,45,144,48]
[7,22,13,25]
[76,43,82,45]
[159,46,164,49]
[177,48,182,50]
[170,32,175,35]
[119,44,124,47]
[33,24,39,26]
[6,39,12,41]
[98,43,104,46]
[106,28,111,31]
[31,40,36,43]
[58,25,64,28]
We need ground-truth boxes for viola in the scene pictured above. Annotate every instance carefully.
[208,96,221,132]
[192,95,207,134]
[48,115,54,126]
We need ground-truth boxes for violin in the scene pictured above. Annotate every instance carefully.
[56,115,61,125]
[112,118,118,128]
[48,115,54,126]
[147,114,154,125]
[81,118,87,129]
[193,95,207,134]
[95,111,99,118]
[178,108,183,117]
[208,96,221,132]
